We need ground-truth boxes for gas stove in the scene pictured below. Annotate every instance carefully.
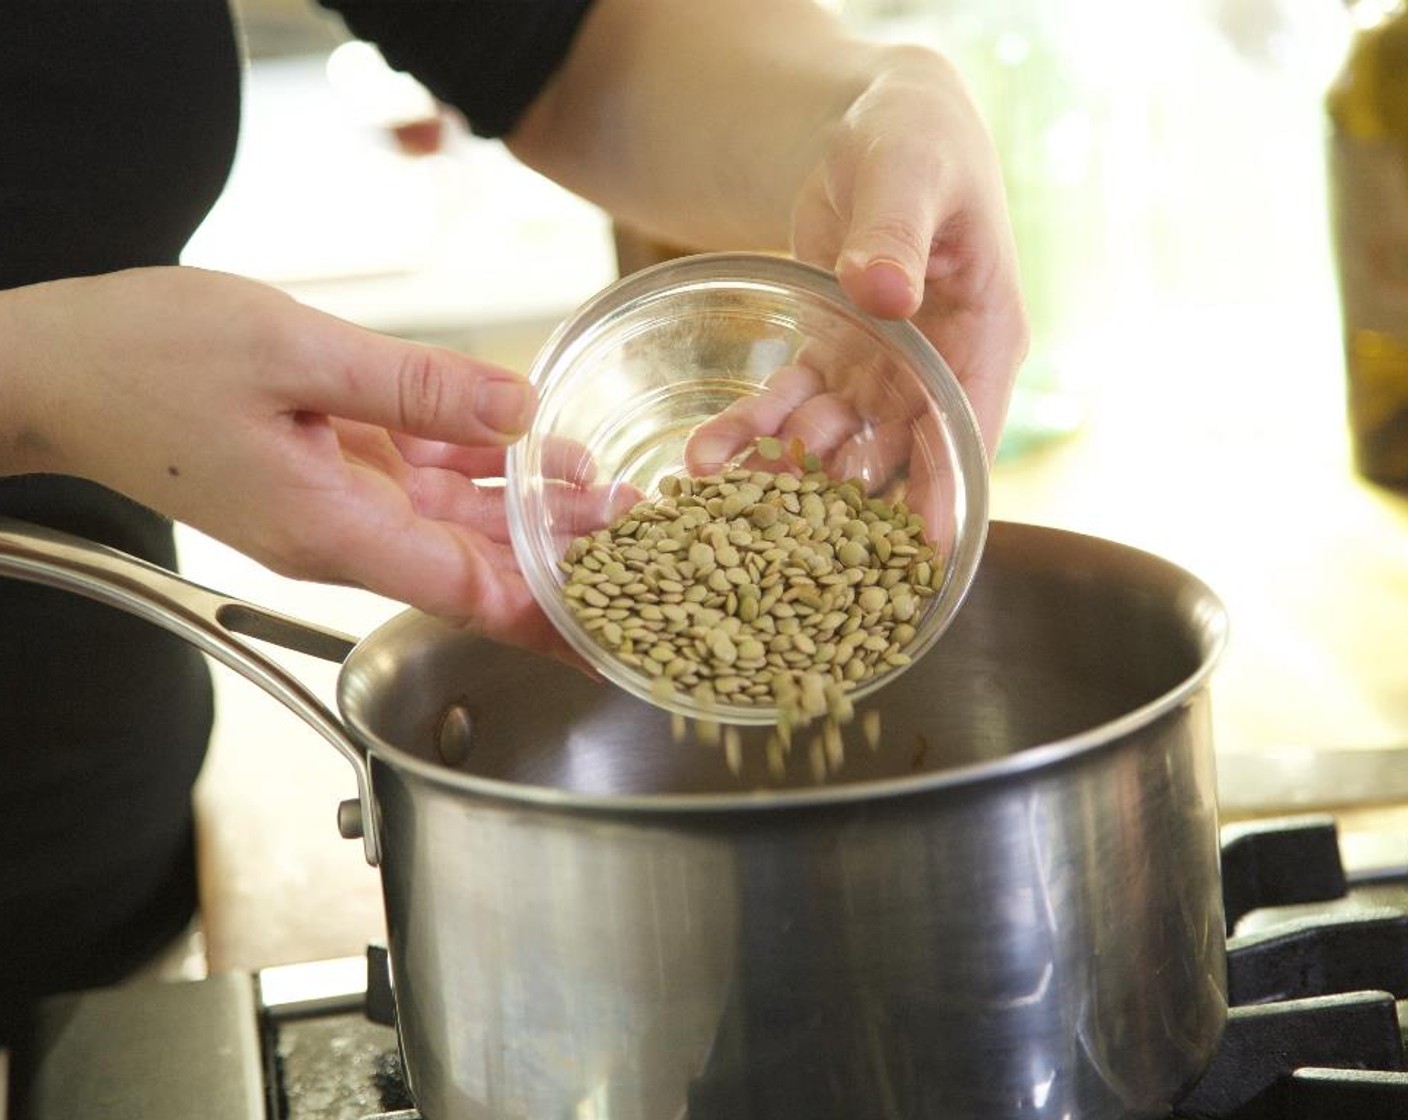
[7,815,1408,1120]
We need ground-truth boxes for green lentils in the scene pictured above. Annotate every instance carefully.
[557,464,946,763]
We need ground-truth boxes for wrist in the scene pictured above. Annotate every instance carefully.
[0,283,64,477]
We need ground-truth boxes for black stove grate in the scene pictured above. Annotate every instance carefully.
[1174,815,1408,1119]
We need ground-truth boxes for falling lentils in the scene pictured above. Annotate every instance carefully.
[557,460,946,778]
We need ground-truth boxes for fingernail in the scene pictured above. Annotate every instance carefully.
[476,378,535,436]
[837,252,919,315]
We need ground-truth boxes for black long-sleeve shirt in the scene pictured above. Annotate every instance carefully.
[0,0,591,1044]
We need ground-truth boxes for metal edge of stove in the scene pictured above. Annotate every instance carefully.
[258,955,370,1021]
[15,971,265,1120]
[6,950,414,1120]
[1217,745,1408,819]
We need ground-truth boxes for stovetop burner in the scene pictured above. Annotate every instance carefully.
[272,1012,410,1120]
[8,814,1408,1120]
[257,951,414,1120]
[1179,816,1408,1119]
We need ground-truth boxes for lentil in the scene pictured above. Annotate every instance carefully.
[558,456,943,774]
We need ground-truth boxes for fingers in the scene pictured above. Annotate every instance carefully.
[405,469,513,541]
[903,409,960,553]
[392,432,596,485]
[397,472,635,550]
[539,435,598,486]
[773,391,863,465]
[548,478,643,536]
[317,500,512,617]
[831,415,909,495]
[685,363,825,473]
[392,438,508,478]
[312,503,574,660]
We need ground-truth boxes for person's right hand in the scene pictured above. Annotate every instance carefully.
[787,46,1027,463]
[0,265,580,657]
[683,346,958,549]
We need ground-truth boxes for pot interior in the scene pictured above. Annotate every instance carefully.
[338,521,1225,797]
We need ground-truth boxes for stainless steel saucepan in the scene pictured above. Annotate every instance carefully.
[0,516,1229,1120]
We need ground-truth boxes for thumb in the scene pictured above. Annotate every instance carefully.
[833,134,949,320]
[290,312,537,445]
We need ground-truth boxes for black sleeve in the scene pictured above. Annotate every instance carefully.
[315,0,595,138]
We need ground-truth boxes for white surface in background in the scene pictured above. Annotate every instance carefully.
[182,53,616,337]
[177,527,396,971]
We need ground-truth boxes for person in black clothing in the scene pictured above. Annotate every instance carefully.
[0,0,1028,1043]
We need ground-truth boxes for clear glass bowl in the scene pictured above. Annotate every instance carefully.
[506,252,989,725]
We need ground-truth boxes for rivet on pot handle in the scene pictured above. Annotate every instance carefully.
[0,516,382,865]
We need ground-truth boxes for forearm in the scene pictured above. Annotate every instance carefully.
[506,0,891,250]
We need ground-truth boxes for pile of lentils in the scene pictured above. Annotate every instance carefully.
[557,442,945,775]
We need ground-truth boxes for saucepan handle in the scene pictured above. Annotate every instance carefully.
[0,516,382,865]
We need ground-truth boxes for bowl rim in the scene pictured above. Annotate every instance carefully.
[505,250,990,726]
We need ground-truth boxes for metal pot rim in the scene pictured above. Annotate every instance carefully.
[0,514,1228,830]
[345,593,1228,816]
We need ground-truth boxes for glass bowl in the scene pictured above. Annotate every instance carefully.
[506,252,988,726]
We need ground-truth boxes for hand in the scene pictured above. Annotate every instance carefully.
[789,46,1028,461]
[0,266,582,657]
[684,351,957,546]
[686,46,1027,530]
[510,6,1027,461]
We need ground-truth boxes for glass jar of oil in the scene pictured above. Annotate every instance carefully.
[1328,0,1408,489]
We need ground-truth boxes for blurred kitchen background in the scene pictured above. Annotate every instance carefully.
[166,0,1408,979]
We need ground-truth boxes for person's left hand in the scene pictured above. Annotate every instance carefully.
[0,266,617,660]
